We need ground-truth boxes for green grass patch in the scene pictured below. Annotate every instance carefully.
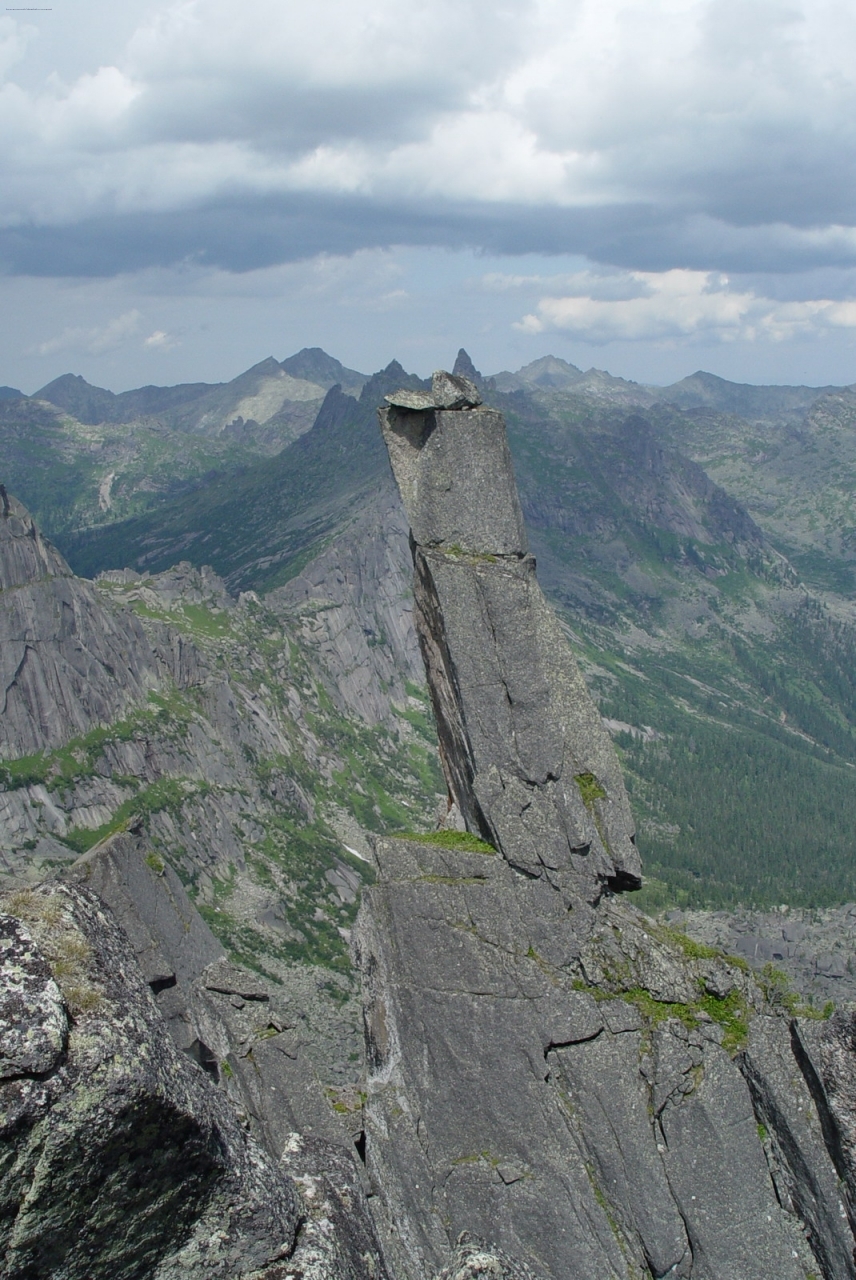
[394,829,496,853]
[575,772,607,808]
[0,687,197,793]
[61,776,204,854]
[650,922,719,961]
[608,984,750,1054]
[759,964,835,1020]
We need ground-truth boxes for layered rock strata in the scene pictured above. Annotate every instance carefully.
[379,373,641,901]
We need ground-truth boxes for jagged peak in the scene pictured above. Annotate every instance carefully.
[280,347,366,392]
[452,348,482,381]
[0,486,72,590]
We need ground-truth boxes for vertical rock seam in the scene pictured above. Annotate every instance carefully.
[379,371,641,902]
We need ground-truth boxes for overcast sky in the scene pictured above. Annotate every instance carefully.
[2,0,856,391]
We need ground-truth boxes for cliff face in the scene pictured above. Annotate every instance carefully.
[0,486,161,760]
[356,843,856,1280]
[3,374,856,1279]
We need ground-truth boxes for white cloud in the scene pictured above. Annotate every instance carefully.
[0,0,855,235]
[143,328,173,348]
[0,15,34,80]
[517,269,856,343]
[31,308,141,356]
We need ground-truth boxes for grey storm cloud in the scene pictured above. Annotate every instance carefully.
[5,0,856,391]
[3,199,856,281]
[0,0,855,278]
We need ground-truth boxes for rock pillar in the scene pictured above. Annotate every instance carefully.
[379,372,641,902]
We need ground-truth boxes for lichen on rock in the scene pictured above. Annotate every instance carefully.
[0,882,300,1280]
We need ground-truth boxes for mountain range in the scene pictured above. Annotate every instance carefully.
[3,348,856,914]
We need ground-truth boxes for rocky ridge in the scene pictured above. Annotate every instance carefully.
[0,484,440,1106]
[3,375,856,1276]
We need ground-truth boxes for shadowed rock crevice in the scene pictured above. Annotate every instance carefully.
[0,882,301,1280]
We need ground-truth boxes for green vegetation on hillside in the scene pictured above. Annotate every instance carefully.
[589,626,856,909]
[8,357,856,914]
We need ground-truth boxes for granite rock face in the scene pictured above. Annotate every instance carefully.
[0,488,161,759]
[271,482,422,728]
[378,384,641,901]
[0,914,66,1079]
[355,838,856,1280]
[363,380,856,1280]
[0,840,397,1280]
[279,1133,391,1280]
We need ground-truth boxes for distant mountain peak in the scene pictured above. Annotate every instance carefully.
[452,349,482,381]
[36,371,109,397]
[279,347,365,393]
[34,373,119,425]
[657,370,841,419]
[517,355,584,387]
[249,356,283,374]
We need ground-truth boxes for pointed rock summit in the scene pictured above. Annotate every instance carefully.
[452,348,482,382]
[378,374,641,901]
[0,485,71,591]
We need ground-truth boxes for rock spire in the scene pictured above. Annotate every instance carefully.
[378,373,641,902]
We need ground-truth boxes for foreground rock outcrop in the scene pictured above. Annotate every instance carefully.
[0,881,300,1279]
[355,837,856,1280]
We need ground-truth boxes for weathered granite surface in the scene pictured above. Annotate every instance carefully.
[379,383,641,902]
[67,831,355,1160]
[357,380,856,1280]
[279,1132,391,1280]
[675,902,856,1005]
[354,836,856,1280]
[0,881,300,1279]
[0,489,161,760]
